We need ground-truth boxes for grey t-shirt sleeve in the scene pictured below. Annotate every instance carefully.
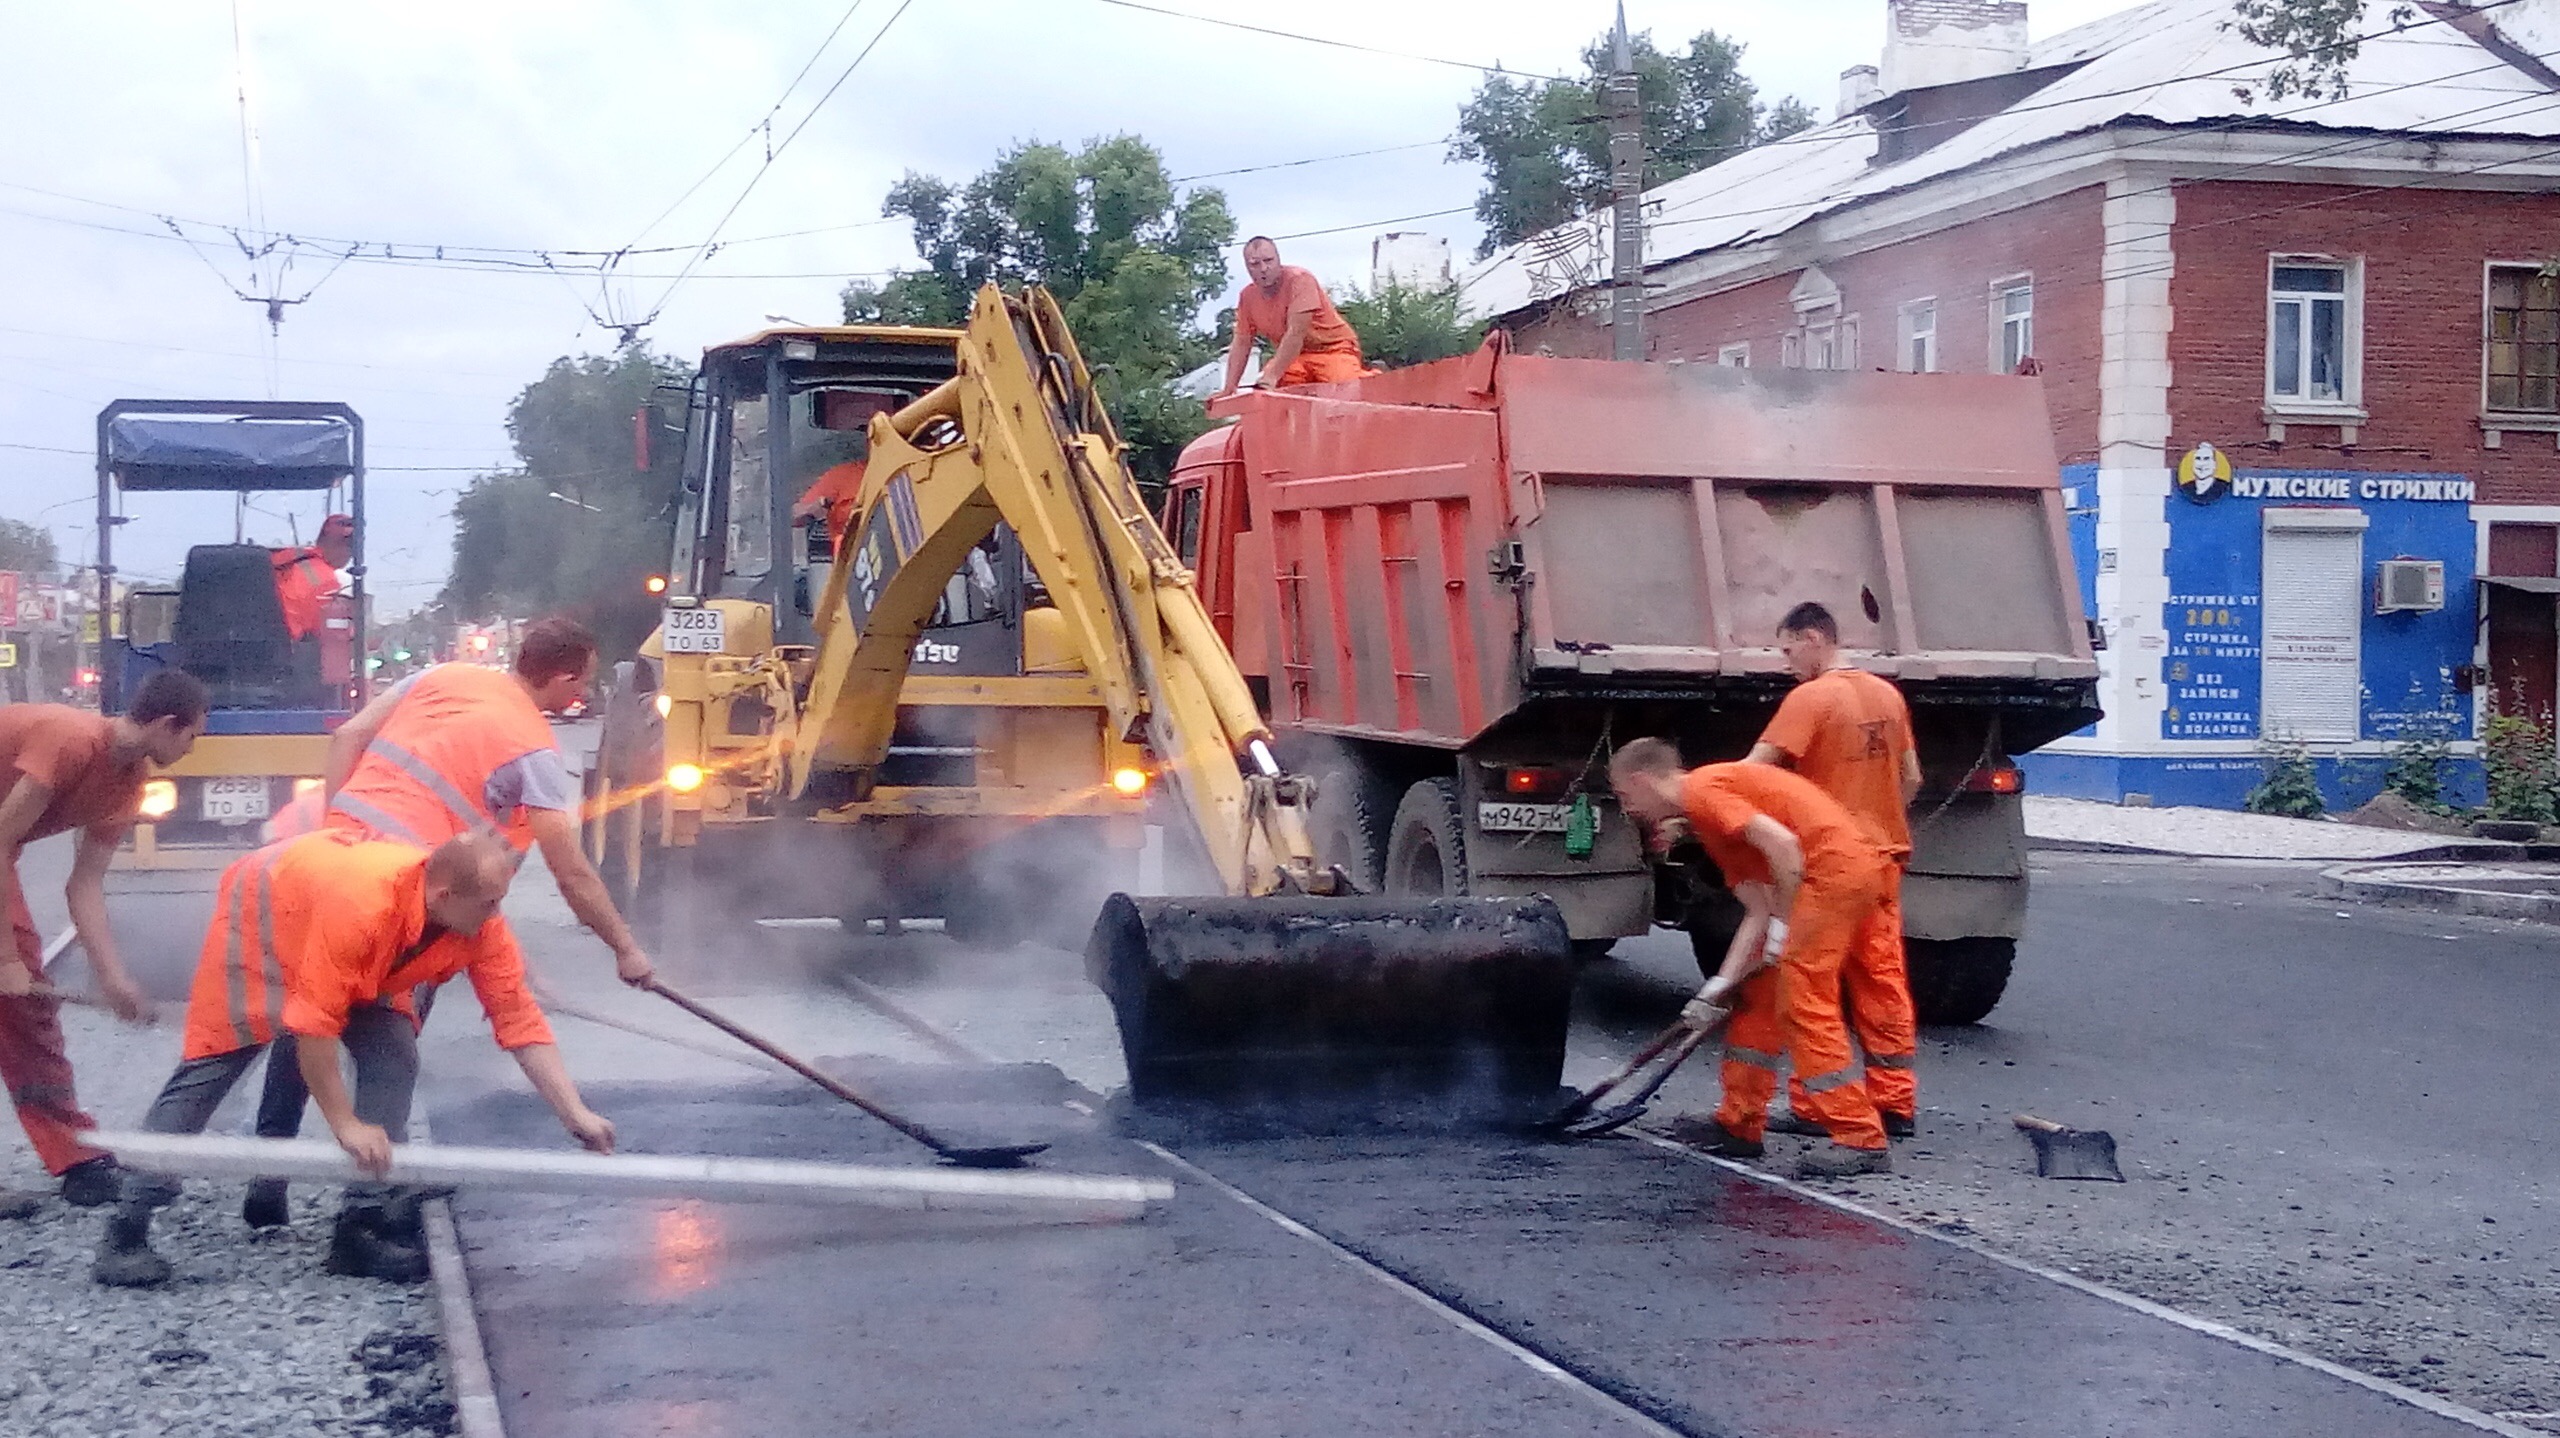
[483,747,578,824]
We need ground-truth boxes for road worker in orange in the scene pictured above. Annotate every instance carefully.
[93,829,614,1287]
[1610,739,1896,1179]
[237,616,646,1228]
[796,457,867,550]
[1744,601,1923,1140]
[1216,236,1371,395]
[0,671,209,1220]
[272,513,355,642]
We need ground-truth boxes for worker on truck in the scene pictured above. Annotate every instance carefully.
[272,513,354,642]
[1216,236,1370,394]
[1743,601,1922,1141]
[1609,739,1895,1179]
[235,616,649,1228]
[91,829,616,1288]
[0,671,210,1219]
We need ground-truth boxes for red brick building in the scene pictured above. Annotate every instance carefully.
[1467,0,2560,807]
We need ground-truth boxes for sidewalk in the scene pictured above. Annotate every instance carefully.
[2025,795,2518,862]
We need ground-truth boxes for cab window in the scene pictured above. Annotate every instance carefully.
[1171,483,1205,566]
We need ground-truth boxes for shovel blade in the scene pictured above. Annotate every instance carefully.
[936,1142,1051,1169]
[2026,1126,2125,1182]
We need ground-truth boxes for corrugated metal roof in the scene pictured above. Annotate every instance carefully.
[1461,0,2560,321]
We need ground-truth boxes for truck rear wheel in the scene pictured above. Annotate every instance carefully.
[1906,936,2015,1026]
[1310,770,1385,893]
[1385,778,1468,897]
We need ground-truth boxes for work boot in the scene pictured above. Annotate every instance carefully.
[59,1156,120,1209]
[91,1209,175,1288]
[242,1180,291,1230]
[1663,1115,1763,1159]
[1883,1112,1917,1140]
[1794,1144,1892,1180]
[324,1207,430,1283]
[0,1188,42,1220]
[1764,1109,1826,1137]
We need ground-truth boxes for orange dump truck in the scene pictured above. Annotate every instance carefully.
[1163,338,2100,1023]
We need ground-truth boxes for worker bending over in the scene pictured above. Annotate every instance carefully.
[241,616,646,1228]
[1610,740,1896,1179]
[272,513,354,642]
[1743,601,1922,1139]
[0,672,209,1219]
[1216,236,1370,394]
[93,830,614,1287]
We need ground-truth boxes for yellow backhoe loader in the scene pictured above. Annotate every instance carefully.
[612,285,1573,1118]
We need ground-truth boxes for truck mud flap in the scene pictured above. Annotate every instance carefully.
[1084,894,1575,1131]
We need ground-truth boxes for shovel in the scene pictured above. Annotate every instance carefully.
[2013,1113,2125,1182]
[643,978,1048,1169]
[1539,1015,1723,1139]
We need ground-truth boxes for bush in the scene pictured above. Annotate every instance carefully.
[2243,738,2324,818]
[2379,716,2457,812]
[2482,712,2559,825]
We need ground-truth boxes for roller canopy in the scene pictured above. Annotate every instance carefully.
[105,414,356,491]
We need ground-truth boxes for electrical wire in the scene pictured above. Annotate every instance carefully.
[1090,0,1568,81]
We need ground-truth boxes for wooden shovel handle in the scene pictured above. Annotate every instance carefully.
[2013,1114,2067,1134]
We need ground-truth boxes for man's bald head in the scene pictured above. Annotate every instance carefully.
[423,832,519,936]
[1608,737,1690,826]
[1243,235,1283,292]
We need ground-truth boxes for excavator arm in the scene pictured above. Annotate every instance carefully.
[789,283,1336,900]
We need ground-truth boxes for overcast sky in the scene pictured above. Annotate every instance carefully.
[0,0,2147,612]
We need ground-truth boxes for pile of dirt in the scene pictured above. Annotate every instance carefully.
[2339,792,2469,834]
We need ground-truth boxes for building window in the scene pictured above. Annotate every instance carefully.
[1717,342,1749,367]
[2269,260,2355,406]
[2487,264,2560,414]
[1899,300,1937,373]
[1994,279,2033,373]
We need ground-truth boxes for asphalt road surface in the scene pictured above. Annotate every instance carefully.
[36,837,2560,1434]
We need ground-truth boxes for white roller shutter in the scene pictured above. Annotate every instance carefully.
[2260,508,2367,744]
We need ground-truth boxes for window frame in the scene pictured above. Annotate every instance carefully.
[2484,260,2560,419]
[1992,276,2034,374]
[2264,254,2364,415]
[1717,342,1750,368]
[1898,298,1938,373]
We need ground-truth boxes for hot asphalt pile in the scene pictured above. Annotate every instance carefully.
[0,1005,452,1438]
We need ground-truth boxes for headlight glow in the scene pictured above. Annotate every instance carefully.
[139,779,179,820]
[665,763,706,794]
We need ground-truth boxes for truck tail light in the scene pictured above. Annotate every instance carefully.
[1963,765,2024,795]
[1502,766,1571,800]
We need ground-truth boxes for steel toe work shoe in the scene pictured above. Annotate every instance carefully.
[1764,1110,1827,1137]
[1883,1112,1917,1140]
[91,1211,174,1288]
[242,1180,291,1230]
[1663,1115,1765,1159]
[325,1208,430,1283]
[59,1157,120,1208]
[1794,1144,1892,1180]
[0,1188,43,1220]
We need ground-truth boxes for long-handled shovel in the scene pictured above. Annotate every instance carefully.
[1539,1011,1728,1139]
[643,978,1048,1169]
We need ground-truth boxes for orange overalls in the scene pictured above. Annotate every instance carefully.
[181,829,552,1063]
[1682,763,1895,1152]
[1758,668,1920,1123]
[327,663,557,854]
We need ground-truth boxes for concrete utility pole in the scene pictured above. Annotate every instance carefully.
[1605,2,1645,361]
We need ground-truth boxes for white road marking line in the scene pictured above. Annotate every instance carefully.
[1138,1141,1684,1438]
[1633,1132,2544,1438]
[42,926,77,965]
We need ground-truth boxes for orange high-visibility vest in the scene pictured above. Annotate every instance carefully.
[328,663,560,851]
[180,829,552,1061]
[272,548,339,641]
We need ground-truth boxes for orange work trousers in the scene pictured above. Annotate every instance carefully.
[0,883,104,1174]
[1785,865,1917,1122]
[1711,855,1893,1151]
[1275,351,1371,386]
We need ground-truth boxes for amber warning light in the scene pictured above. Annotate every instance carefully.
[1111,767,1151,797]
[645,575,669,595]
[1963,766,2025,795]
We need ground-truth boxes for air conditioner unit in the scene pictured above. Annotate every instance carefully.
[2375,559,2445,614]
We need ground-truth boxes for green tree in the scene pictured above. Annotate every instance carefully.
[841,135,1236,486]
[441,345,695,657]
[1336,280,1486,369]
[2232,0,2419,101]
[1452,29,1815,257]
[0,517,58,579]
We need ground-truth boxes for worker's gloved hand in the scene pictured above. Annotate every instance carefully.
[98,974,154,1027]
[614,946,656,988]
[1681,975,1739,1032]
[1759,918,1791,966]
[331,1119,396,1180]
[562,1107,617,1156]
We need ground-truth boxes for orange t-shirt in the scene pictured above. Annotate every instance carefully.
[1234,266,1362,358]
[1679,762,1888,889]
[1759,668,1916,857]
[0,705,144,840]
[273,548,341,641]
[797,459,867,546]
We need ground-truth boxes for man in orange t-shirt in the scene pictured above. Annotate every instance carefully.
[273,513,355,642]
[0,671,209,1217]
[1746,600,1922,1139]
[1611,740,1894,1179]
[795,459,866,551]
[1216,236,1370,395]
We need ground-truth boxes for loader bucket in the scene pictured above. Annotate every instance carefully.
[1084,893,1575,1128]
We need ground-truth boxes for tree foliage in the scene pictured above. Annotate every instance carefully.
[1336,280,1485,370]
[440,345,694,657]
[0,517,59,579]
[842,135,1236,485]
[2232,0,2418,101]
[1452,29,1815,257]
